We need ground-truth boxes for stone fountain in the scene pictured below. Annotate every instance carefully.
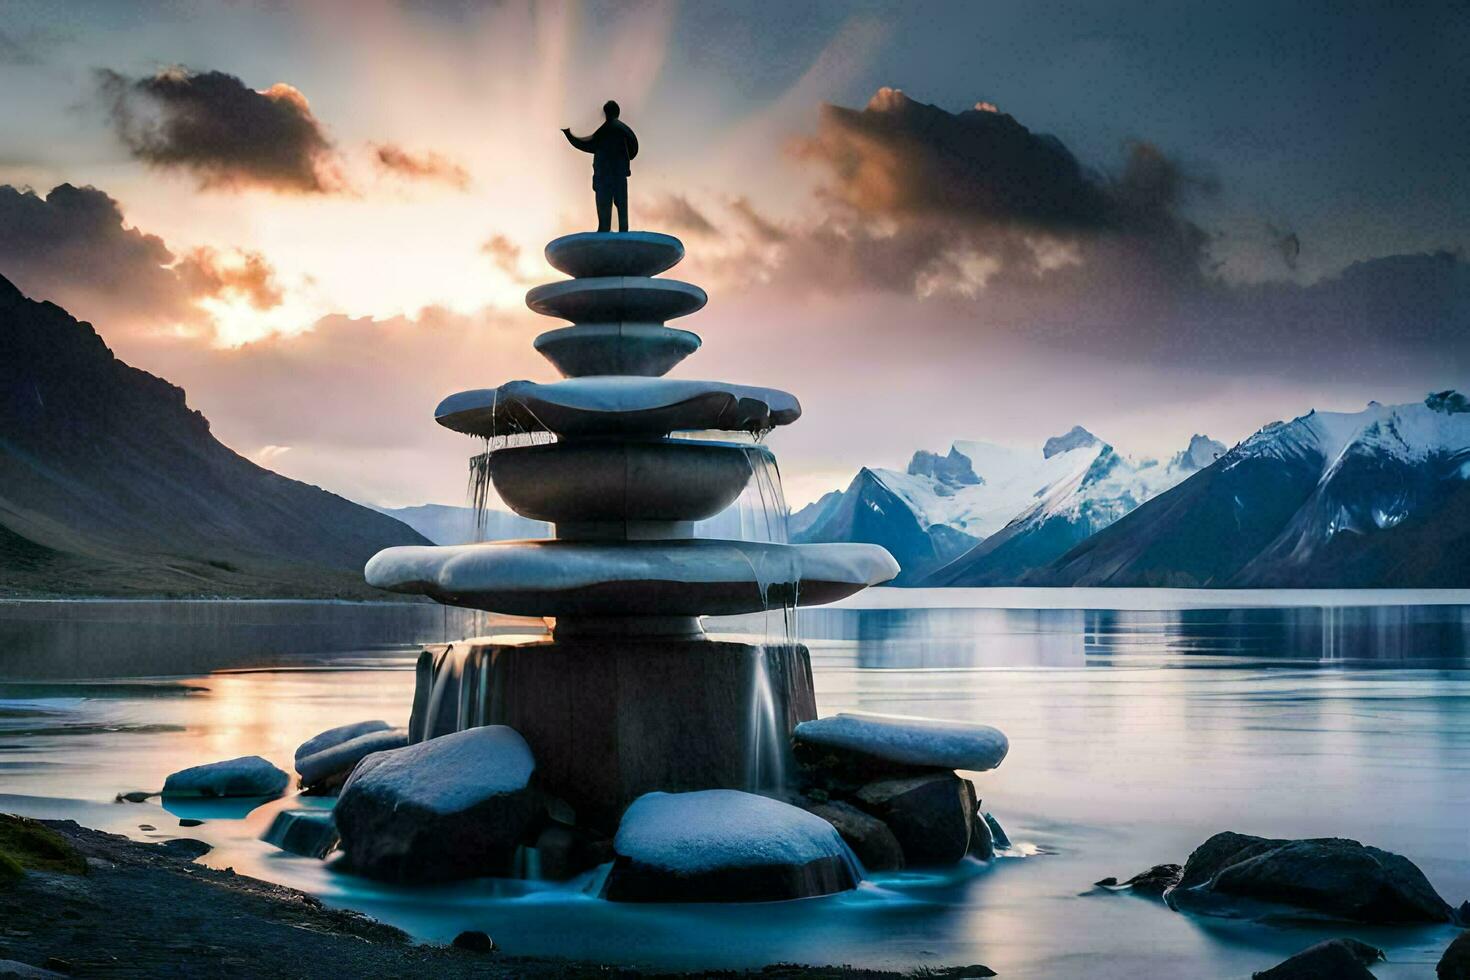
[362,231,900,834]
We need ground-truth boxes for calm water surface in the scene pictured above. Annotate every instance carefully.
[2,590,1468,979]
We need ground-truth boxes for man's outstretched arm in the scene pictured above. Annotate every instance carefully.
[561,128,595,152]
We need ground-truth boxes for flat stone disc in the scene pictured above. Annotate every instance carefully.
[435,377,801,438]
[527,277,707,323]
[545,231,685,279]
[363,539,900,617]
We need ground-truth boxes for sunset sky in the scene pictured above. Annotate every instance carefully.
[2,1,1467,508]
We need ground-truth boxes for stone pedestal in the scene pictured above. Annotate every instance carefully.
[410,637,817,832]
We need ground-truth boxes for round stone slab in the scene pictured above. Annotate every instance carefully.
[545,231,685,279]
[435,377,801,438]
[363,539,900,617]
[604,790,861,902]
[535,323,701,377]
[489,439,762,524]
[794,713,1009,772]
[527,277,707,324]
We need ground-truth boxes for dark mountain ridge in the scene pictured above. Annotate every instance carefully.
[0,274,427,597]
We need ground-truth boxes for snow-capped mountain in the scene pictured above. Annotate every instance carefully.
[1035,393,1470,587]
[792,427,1196,583]
[926,434,1225,586]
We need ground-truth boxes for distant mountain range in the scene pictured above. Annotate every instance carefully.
[1031,394,1470,587]
[799,394,1470,588]
[793,428,1222,584]
[0,274,427,598]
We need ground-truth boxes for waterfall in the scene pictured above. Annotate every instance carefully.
[745,647,787,794]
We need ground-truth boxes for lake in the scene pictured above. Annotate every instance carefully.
[2,590,1468,978]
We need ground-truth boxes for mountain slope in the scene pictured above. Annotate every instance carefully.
[374,503,548,545]
[1036,395,1470,587]
[926,434,1225,585]
[0,274,428,597]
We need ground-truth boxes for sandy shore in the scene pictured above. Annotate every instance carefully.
[0,818,994,979]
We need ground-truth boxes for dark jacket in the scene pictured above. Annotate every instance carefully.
[564,119,639,177]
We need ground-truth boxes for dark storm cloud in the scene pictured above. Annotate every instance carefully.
[0,183,190,322]
[1268,224,1302,271]
[642,193,719,237]
[372,143,471,189]
[687,88,1469,384]
[0,183,282,330]
[98,67,341,193]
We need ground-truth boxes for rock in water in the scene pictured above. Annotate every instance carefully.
[805,799,905,871]
[261,809,340,858]
[854,773,975,866]
[1096,864,1184,899]
[1166,831,1454,923]
[334,727,538,882]
[1252,938,1384,979]
[296,728,408,790]
[604,790,861,902]
[794,713,1008,778]
[984,812,1011,850]
[162,756,289,799]
[967,807,995,861]
[1441,930,1470,980]
[451,931,496,953]
[294,720,392,766]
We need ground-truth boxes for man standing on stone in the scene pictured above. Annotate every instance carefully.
[562,100,639,233]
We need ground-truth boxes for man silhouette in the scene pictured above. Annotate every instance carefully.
[562,100,639,233]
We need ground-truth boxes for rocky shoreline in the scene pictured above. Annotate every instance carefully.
[0,817,995,979]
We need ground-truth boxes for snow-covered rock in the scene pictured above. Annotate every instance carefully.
[162,756,288,799]
[603,790,861,902]
[296,727,408,790]
[261,809,339,858]
[334,726,539,881]
[794,713,1009,773]
[294,720,390,767]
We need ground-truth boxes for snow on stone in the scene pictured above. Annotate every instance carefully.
[795,712,1009,771]
[163,755,289,798]
[614,790,853,873]
[295,720,391,766]
[340,726,533,814]
[297,727,408,786]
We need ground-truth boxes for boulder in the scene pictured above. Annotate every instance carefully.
[604,790,861,902]
[294,720,392,766]
[162,756,288,799]
[794,713,1008,781]
[296,728,408,790]
[1441,930,1470,980]
[1166,831,1454,923]
[804,800,905,872]
[261,809,339,859]
[1096,864,1183,899]
[854,772,974,866]
[334,726,539,882]
[1252,938,1383,979]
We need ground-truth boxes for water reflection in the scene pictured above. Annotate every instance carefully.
[786,603,1470,670]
